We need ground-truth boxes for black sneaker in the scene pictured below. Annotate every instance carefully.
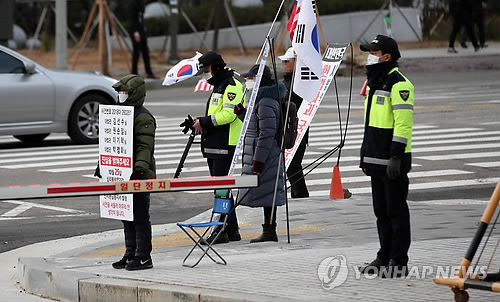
[358,257,389,274]
[125,257,153,271]
[112,256,131,269]
[381,259,409,278]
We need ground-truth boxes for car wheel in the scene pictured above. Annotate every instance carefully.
[13,133,50,143]
[68,94,110,144]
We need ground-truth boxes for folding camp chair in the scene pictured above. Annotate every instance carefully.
[177,190,231,268]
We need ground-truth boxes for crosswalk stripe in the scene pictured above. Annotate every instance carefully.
[0,146,208,164]
[303,169,472,186]
[1,155,213,169]
[417,152,500,161]
[309,130,500,146]
[309,178,499,196]
[309,125,440,137]
[313,134,500,149]
[308,124,435,133]
[465,162,500,168]
[412,143,500,153]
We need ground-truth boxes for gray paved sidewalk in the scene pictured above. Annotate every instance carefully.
[16,195,500,302]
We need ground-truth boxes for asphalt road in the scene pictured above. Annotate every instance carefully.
[0,69,499,253]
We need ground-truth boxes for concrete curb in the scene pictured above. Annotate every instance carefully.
[79,277,289,302]
[17,257,96,302]
[16,257,295,302]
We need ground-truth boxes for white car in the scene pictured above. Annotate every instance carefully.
[0,45,118,144]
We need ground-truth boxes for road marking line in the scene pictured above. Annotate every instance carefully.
[465,162,500,168]
[309,177,499,196]
[1,204,32,217]
[1,200,84,214]
[417,152,500,161]
[413,143,500,153]
[303,169,472,186]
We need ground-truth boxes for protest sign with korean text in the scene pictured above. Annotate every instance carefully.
[98,105,134,221]
[285,43,349,168]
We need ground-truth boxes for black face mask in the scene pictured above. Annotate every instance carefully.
[365,61,398,88]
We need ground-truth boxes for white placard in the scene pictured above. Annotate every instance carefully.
[285,43,349,168]
[98,105,134,221]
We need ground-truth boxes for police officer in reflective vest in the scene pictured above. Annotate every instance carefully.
[192,52,243,244]
[358,35,414,278]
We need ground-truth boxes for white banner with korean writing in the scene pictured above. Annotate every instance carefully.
[228,41,270,176]
[98,105,134,221]
[285,43,349,169]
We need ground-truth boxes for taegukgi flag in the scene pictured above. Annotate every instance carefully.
[287,1,300,41]
[292,0,322,103]
[162,52,202,86]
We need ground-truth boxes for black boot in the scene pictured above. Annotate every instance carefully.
[250,224,278,243]
[200,225,228,245]
[227,228,241,242]
[358,257,389,275]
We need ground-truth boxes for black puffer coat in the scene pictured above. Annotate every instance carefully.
[238,82,286,208]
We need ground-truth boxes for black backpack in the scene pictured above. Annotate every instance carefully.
[276,98,298,149]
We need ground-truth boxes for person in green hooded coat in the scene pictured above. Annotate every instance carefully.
[95,74,156,271]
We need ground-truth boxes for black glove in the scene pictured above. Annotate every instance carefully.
[253,160,265,174]
[179,114,194,134]
[130,167,146,180]
[386,156,401,179]
[94,165,102,178]
[234,103,245,115]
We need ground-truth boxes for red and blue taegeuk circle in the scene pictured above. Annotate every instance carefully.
[177,65,193,77]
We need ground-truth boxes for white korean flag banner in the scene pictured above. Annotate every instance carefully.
[292,0,322,103]
[99,105,134,221]
[228,42,270,176]
[162,52,202,86]
[285,43,349,169]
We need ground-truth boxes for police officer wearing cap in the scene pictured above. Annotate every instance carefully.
[358,35,414,278]
[192,51,243,244]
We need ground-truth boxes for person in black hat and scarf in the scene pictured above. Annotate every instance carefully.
[358,35,414,278]
[191,52,244,245]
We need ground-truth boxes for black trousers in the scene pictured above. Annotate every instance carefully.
[286,133,309,198]
[123,192,152,259]
[461,13,486,47]
[449,17,478,49]
[263,206,277,225]
[207,158,239,232]
[370,172,411,265]
[131,31,153,76]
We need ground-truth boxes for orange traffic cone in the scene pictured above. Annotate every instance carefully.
[329,165,344,199]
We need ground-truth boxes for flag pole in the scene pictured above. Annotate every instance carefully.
[268,37,293,243]
[255,0,287,63]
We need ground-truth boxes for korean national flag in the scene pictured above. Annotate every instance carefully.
[292,0,322,103]
[162,52,202,86]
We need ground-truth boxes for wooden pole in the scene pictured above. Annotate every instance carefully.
[315,4,327,52]
[98,0,108,75]
[103,1,130,71]
[70,1,97,69]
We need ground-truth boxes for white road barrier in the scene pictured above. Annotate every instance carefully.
[0,175,258,200]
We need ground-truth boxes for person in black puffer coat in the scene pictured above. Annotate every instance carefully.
[237,64,286,243]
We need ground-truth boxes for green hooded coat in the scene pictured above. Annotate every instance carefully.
[112,75,156,179]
